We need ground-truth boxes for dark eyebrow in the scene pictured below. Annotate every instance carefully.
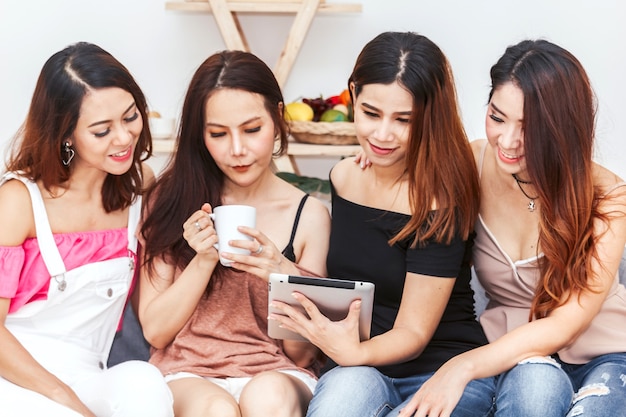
[489,101,506,118]
[206,116,262,128]
[362,102,412,116]
[490,101,524,123]
[87,102,136,128]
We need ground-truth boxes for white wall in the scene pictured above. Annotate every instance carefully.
[1,0,624,178]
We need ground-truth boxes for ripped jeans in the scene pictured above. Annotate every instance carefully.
[494,352,626,417]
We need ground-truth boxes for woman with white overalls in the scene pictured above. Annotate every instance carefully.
[0,42,173,417]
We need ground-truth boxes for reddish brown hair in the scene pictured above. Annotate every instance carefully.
[349,32,479,245]
[490,39,607,319]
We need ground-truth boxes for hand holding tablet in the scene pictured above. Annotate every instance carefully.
[268,273,375,342]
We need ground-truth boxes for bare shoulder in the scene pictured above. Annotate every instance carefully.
[141,162,156,188]
[470,139,488,165]
[276,177,330,223]
[301,192,331,223]
[594,163,626,197]
[592,164,626,223]
[329,156,358,190]
[0,179,35,245]
[291,190,331,276]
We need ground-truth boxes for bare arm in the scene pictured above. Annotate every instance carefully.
[0,180,95,416]
[273,272,455,367]
[137,203,220,349]
[278,197,331,367]
[398,183,626,417]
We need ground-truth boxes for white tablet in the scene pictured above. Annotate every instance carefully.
[268,273,375,341]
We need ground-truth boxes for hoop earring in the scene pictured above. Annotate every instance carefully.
[62,141,75,166]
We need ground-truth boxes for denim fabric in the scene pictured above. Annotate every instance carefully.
[305,366,495,417]
[494,357,573,417]
[494,353,626,417]
[563,352,626,417]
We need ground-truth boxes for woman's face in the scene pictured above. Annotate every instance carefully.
[352,81,412,169]
[70,87,141,175]
[203,88,276,188]
[485,82,527,176]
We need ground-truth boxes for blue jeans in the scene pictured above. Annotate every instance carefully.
[494,352,626,417]
[305,366,495,417]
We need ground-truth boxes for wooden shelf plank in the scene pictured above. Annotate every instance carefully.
[165,1,362,13]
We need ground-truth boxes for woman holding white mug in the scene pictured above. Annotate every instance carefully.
[137,50,330,417]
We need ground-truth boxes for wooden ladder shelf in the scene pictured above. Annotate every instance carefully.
[165,0,362,87]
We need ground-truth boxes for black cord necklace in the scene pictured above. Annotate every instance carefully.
[512,174,539,212]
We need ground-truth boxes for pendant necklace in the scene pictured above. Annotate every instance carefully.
[512,174,539,212]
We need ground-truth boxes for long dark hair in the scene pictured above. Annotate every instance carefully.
[349,31,479,245]
[6,42,151,212]
[141,50,287,273]
[489,39,603,319]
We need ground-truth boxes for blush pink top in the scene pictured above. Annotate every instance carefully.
[474,141,626,364]
[0,230,130,313]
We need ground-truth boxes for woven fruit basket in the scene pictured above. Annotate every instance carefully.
[288,121,358,145]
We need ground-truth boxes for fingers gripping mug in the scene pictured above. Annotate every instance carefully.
[209,205,256,267]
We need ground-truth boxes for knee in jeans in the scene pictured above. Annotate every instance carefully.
[318,366,382,391]
[569,379,611,416]
[569,386,610,417]
[517,355,561,367]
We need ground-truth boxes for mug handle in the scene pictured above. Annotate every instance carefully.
[208,213,219,250]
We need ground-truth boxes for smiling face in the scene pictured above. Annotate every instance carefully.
[70,87,142,176]
[203,88,276,188]
[485,82,528,176]
[352,81,413,169]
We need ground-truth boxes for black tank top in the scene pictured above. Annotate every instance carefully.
[281,194,309,262]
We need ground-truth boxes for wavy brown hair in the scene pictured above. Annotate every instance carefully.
[349,32,479,245]
[489,39,607,319]
[5,42,151,212]
[141,50,288,274]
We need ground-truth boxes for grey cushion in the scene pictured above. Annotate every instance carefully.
[107,304,150,367]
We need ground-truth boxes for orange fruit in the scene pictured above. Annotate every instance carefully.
[339,88,351,106]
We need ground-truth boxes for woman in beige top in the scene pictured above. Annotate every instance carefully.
[397,40,626,417]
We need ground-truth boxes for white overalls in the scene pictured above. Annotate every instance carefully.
[0,174,173,417]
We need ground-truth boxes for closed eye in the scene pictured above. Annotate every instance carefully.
[124,112,139,123]
[94,129,110,138]
[363,110,379,118]
[489,114,504,123]
[244,126,261,134]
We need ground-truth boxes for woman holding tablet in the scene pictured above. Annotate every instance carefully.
[137,50,330,417]
[270,31,495,417]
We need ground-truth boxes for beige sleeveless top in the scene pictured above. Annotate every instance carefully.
[474,142,626,364]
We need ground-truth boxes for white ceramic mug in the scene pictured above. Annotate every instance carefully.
[209,205,256,267]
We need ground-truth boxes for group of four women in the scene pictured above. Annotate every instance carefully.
[1,30,625,417]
